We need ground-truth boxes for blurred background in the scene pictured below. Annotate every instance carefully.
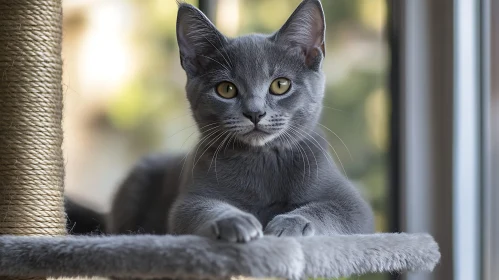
[62,0,389,236]
[61,0,498,280]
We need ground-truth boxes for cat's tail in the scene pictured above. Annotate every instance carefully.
[65,197,106,235]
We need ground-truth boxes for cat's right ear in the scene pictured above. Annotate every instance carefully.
[176,3,228,75]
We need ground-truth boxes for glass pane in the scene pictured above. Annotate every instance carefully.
[62,1,389,279]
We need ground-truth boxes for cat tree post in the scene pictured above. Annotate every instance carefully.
[0,0,66,274]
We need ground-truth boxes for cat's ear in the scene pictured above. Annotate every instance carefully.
[272,0,326,68]
[176,3,228,75]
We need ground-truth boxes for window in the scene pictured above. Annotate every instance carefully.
[392,0,497,279]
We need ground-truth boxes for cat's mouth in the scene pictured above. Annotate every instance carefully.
[237,126,279,147]
[243,126,270,136]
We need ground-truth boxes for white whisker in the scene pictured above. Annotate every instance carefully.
[288,125,320,180]
[318,122,353,160]
[191,128,222,176]
[198,54,230,72]
[212,132,232,185]
[292,124,340,177]
[213,34,234,68]
[288,126,318,179]
[283,130,307,183]
[322,105,344,112]
[202,35,233,69]
[192,130,228,176]
[223,132,236,155]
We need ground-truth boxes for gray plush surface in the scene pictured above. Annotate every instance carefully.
[0,233,440,279]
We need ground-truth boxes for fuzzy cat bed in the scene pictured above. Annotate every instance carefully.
[0,233,439,279]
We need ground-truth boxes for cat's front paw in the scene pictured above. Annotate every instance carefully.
[264,214,315,237]
[204,214,263,243]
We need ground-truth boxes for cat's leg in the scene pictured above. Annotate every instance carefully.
[264,186,374,236]
[169,194,263,242]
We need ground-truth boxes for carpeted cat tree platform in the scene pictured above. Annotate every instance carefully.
[0,1,440,279]
[0,234,439,279]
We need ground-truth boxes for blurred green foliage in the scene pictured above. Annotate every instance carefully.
[104,1,389,279]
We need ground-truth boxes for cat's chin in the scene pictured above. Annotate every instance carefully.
[238,131,279,147]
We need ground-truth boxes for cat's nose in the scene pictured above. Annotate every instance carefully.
[243,111,266,124]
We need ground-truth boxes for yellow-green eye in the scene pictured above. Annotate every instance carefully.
[216,82,238,99]
[270,78,291,95]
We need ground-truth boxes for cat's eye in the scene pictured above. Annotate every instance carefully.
[269,78,291,95]
[216,82,238,99]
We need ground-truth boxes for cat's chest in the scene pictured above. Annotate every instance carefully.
[189,144,328,204]
[222,151,294,178]
[207,150,315,198]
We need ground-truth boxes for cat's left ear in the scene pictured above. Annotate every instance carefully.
[272,0,326,68]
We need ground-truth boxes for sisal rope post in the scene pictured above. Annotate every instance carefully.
[0,0,66,268]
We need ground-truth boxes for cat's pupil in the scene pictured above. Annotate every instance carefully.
[226,85,232,92]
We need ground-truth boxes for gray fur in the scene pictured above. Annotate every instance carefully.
[106,0,374,243]
[0,233,440,279]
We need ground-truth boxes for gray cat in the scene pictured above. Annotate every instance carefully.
[66,0,374,242]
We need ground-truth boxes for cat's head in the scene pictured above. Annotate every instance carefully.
[176,0,326,147]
